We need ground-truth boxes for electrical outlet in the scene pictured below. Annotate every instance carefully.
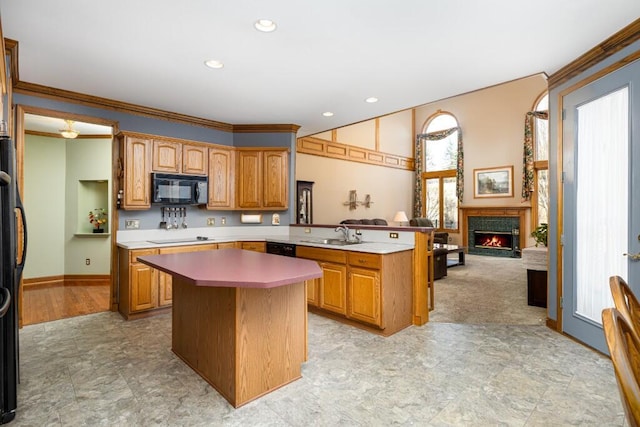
[221,217,226,225]
[207,217,215,226]
[125,219,140,229]
[85,258,90,265]
[304,228,311,233]
[355,229,362,235]
[389,232,399,239]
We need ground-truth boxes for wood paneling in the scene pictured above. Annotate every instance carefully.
[172,278,305,408]
[296,136,414,171]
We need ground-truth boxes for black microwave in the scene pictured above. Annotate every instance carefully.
[151,173,208,205]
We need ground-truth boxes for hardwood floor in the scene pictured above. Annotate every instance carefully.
[22,283,111,326]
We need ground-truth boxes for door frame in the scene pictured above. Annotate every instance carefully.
[555,49,640,339]
[14,104,120,324]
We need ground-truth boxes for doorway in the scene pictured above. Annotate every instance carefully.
[15,106,117,325]
[561,58,640,353]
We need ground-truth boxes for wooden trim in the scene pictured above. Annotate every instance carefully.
[25,130,112,139]
[23,274,110,289]
[546,317,557,330]
[374,118,380,152]
[4,39,19,86]
[548,18,640,89]
[116,130,230,150]
[412,231,432,325]
[14,80,235,133]
[297,136,415,171]
[232,124,300,133]
[459,206,529,250]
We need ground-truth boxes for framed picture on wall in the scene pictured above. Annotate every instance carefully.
[473,165,513,198]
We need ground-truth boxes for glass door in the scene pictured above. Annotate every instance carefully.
[562,59,640,353]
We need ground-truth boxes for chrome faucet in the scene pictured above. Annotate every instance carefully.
[335,225,350,241]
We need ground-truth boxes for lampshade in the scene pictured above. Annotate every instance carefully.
[59,120,79,139]
[393,211,409,224]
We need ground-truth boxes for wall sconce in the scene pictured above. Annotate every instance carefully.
[393,211,409,226]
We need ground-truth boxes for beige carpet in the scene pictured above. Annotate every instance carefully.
[429,253,547,325]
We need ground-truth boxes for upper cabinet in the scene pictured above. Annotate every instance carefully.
[207,146,235,209]
[118,133,151,210]
[152,139,208,175]
[236,148,288,210]
[117,131,289,212]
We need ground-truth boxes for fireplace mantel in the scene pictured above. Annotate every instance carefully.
[459,206,529,252]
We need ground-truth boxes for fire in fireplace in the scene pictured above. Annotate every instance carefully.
[474,231,513,250]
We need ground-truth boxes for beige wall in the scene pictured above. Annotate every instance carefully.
[296,73,547,242]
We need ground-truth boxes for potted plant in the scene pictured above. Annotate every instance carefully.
[531,223,548,247]
[89,208,108,233]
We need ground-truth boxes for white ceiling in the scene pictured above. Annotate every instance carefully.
[3,1,640,137]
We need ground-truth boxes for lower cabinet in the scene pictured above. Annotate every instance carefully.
[296,246,410,333]
[119,244,217,319]
[240,241,266,252]
[319,262,347,315]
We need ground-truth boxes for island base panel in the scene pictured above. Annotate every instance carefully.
[172,278,306,408]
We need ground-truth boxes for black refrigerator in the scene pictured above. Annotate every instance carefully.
[0,131,27,424]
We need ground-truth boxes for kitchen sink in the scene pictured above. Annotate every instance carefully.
[301,238,361,246]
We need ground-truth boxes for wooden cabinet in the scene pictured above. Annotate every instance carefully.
[118,134,152,209]
[152,139,208,175]
[296,246,413,335]
[305,278,320,307]
[240,241,266,252]
[319,262,347,315]
[182,144,208,175]
[217,241,238,249]
[207,147,235,209]
[119,248,158,316]
[119,244,217,319]
[152,139,181,173]
[262,150,288,208]
[236,148,288,210]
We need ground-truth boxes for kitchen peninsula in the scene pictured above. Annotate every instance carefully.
[137,248,322,408]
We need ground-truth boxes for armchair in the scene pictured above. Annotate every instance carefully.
[409,218,449,244]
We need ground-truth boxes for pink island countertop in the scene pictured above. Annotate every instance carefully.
[137,248,322,288]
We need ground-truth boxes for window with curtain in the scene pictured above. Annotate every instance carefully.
[421,113,460,231]
[532,93,549,229]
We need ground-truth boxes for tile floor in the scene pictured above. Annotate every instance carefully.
[16,309,623,426]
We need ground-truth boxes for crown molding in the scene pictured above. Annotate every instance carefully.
[548,17,640,89]
[233,124,300,133]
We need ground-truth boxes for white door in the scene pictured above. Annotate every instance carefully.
[562,59,640,353]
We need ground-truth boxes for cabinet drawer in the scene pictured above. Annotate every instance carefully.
[159,244,217,254]
[297,246,347,264]
[348,252,381,269]
[241,241,266,252]
[130,248,158,263]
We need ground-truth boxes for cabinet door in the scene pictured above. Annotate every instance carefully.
[240,241,265,252]
[130,263,158,312]
[306,277,320,307]
[319,262,347,315]
[123,136,151,209]
[262,150,288,208]
[348,267,381,326]
[183,144,208,175]
[208,147,235,208]
[236,150,262,208]
[152,139,181,173]
[217,241,237,249]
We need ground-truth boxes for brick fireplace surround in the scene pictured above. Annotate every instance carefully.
[459,206,529,256]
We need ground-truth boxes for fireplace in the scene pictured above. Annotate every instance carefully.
[460,207,528,258]
[474,230,513,251]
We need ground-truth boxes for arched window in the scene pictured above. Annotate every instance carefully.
[420,112,460,231]
[532,92,548,229]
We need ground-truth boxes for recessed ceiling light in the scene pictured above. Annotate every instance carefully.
[322,112,334,117]
[204,59,224,69]
[255,19,277,32]
[365,97,379,103]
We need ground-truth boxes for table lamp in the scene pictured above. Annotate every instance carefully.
[393,211,409,226]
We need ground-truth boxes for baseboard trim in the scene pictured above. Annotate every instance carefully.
[24,275,110,289]
[546,317,557,331]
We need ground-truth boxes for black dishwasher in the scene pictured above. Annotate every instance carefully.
[266,241,297,257]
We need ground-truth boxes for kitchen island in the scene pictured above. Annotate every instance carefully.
[137,248,322,408]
